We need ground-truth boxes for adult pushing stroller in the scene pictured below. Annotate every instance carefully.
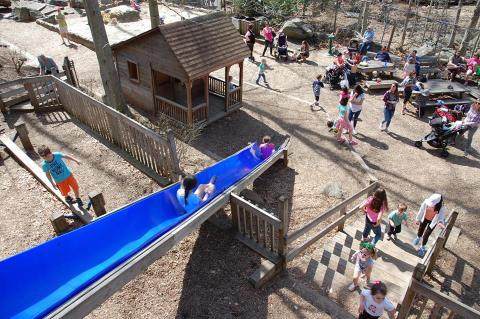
[324,65,346,90]
[274,32,288,61]
[414,109,466,157]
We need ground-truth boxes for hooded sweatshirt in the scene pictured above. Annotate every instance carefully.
[415,194,446,229]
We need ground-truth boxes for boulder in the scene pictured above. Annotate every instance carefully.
[104,5,140,23]
[280,18,314,40]
[335,26,356,43]
[12,0,46,21]
[321,183,344,199]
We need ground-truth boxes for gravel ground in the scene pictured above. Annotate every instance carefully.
[0,13,479,318]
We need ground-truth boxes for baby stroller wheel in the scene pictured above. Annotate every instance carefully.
[414,141,422,148]
[440,149,449,158]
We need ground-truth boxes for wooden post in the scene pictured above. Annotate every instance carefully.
[338,205,347,232]
[88,191,106,217]
[448,0,463,47]
[332,0,339,34]
[83,0,126,112]
[24,82,39,110]
[239,62,244,103]
[186,80,193,126]
[148,0,160,29]
[204,75,209,121]
[0,97,7,116]
[278,196,289,270]
[166,129,180,175]
[50,211,69,235]
[224,65,230,112]
[426,235,446,275]
[399,0,413,49]
[361,1,369,34]
[230,198,239,231]
[387,23,396,51]
[14,121,34,152]
[398,263,426,319]
[460,0,480,55]
[443,211,459,247]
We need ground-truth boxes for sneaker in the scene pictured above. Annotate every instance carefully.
[76,198,84,207]
[353,129,358,135]
[413,237,420,246]
[65,196,74,204]
[379,122,384,130]
[387,234,392,241]
[393,234,398,241]
[315,101,319,106]
[337,138,346,144]
[349,140,358,146]
[384,127,389,133]
[418,246,427,257]
[348,283,357,291]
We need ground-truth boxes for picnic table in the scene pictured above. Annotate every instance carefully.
[357,60,395,78]
[364,79,398,93]
[412,79,471,98]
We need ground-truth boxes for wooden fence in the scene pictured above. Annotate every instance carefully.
[154,95,208,124]
[230,193,288,264]
[25,76,180,183]
[285,182,379,262]
[227,87,241,111]
[396,211,480,319]
[208,76,226,97]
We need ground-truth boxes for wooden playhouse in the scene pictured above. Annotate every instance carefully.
[111,12,250,125]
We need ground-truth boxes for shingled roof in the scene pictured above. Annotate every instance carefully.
[112,12,250,80]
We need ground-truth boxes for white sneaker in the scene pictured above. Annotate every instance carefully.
[353,129,358,135]
[385,127,389,133]
[348,283,357,291]
[379,122,385,130]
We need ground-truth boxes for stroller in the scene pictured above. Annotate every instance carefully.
[274,32,288,61]
[414,109,466,157]
[324,65,346,90]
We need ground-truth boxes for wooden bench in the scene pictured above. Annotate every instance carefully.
[425,98,473,108]
[365,80,398,93]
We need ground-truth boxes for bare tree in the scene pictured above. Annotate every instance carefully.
[7,49,27,74]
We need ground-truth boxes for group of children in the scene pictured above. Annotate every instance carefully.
[348,189,446,319]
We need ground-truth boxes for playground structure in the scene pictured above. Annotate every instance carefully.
[111,12,249,125]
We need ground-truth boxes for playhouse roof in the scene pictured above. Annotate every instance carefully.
[112,12,250,80]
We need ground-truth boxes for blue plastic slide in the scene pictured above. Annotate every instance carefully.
[0,144,268,319]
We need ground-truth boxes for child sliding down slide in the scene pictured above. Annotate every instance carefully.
[177,175,216,214]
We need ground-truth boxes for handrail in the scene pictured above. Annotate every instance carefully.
[154,94,188,111]
[410,279,480,319]
[231,193,282,227]
[420,210,456,267]
[192,102,207,111]
[287,181,378,245]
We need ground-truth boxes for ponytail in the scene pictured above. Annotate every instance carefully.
[182,175,197,205]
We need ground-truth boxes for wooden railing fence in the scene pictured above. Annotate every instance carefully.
[230,193,288,264]
[396,211,480,319]
[285,181,379,262]
[23,76,62,111]
[154,96,207,124]
[227,87,241,110]
[208,76,226,97]
[24,76,180,183]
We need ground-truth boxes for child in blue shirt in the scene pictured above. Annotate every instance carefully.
[312,74,324,107]
[177,175,216,214]
[387,203,409,240]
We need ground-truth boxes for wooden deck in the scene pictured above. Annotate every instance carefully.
[298,216,429,310]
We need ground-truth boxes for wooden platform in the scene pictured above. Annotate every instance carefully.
[298,217,430,310]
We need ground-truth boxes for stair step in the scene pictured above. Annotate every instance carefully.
[9,101,34,112]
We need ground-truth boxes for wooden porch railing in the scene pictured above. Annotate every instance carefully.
[285,181,379,262]
[230,193,288,263]
[227,87,241,110]
[154,95,207,124]
[396,211,475,319]
[208,76,226,97]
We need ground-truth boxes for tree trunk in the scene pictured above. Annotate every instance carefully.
[84,0,126,113]
[448,0,463,47]
[399,0,413,49]
[460,0,480,55]
[148,0,160,29]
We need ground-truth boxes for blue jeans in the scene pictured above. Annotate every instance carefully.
[359,41,372,55]
[256,73,266,83]
[348,109,362,128]
[382,108,395,128]
[415,62,421,76]
[362,216,382,244]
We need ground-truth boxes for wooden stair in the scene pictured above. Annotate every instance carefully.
[297,217,425,315]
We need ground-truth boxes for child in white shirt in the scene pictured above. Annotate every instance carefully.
[358,281,396,319]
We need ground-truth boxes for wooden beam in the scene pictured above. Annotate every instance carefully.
[224,66,230,112]
[239,61,244,103]
[410,279,480,318]
[426,235,445,274]
[397,263,425,319]
[88,191,106,217]
[14,121,34,152]
[50,211,70,235]
[278,196,289,270]
[186,80,193,126]
[204,75,209,121]
[0,134,93,224]
[399,0,413,49]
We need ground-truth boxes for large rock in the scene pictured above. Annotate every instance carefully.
[105,5,140,23]
[321,183,344,199]
[280,18,314,40]
[12,0,46,21]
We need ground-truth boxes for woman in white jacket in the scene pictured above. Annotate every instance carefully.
[413,194,446,257]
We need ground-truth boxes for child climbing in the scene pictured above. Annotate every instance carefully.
[387,203,409,241]
[38,145,83,206]
[360,188,389,245]
[339,86,350,101]
[335,97,357,145]
[349,84,366,135]
[176,174,216,214]
[358,281,396,319]
[413,194,446,257]
[312,74,324,108]
[349,242,376,291]
[256,58,268,85]
[259,135,275,159]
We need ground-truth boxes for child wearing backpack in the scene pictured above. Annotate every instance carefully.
[312,74,324,107]
[358,281,396,319]
[349,242,376,291]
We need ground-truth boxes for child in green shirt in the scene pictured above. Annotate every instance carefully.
[387,203,408,240]
[256,58,268,85]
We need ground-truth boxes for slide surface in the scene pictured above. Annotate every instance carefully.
[0,144,268,319]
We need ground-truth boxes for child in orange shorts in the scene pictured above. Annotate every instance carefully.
[38,145,83,206]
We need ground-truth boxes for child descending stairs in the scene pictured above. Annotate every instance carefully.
[297,217,426,315]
